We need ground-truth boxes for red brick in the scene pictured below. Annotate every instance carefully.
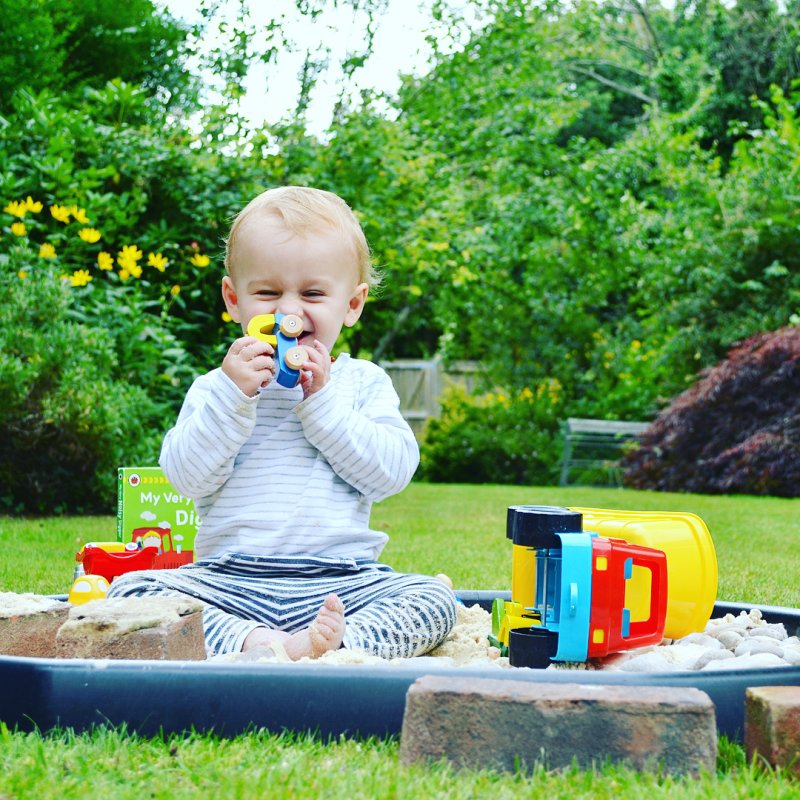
[55,596,206,661]
[0,605,70,658]
[745,686,800,775]
[400,676,717,775]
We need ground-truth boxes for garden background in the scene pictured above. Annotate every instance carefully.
[1,0,798,514]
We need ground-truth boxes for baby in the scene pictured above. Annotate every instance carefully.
[107,186,457,661]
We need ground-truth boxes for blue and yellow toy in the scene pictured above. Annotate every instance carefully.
[493,505,718,668]
[246,313,307,387]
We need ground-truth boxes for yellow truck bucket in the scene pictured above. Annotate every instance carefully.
[572,507,718,639]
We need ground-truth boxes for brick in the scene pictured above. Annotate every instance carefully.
[56,596,206,661]
[0,593,71,658]
[400,676,717,775]
[745,686,800,775]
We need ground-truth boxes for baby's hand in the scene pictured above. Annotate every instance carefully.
[299,339,332,399]
[222,336,276,397]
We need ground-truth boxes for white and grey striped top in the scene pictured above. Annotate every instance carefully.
[159,354,419,562]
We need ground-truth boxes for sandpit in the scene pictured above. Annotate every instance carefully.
[218,601,800,671]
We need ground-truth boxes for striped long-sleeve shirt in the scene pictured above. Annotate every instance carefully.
[159,354,419,562]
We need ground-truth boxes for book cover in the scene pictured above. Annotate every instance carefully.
[117,467,200,565]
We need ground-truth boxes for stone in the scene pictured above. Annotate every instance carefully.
[781,648,800,667]
[0,592,71,658]
[675,633,724,650]
[56,596,206,661]
[735,638,786,659]
[700,652,788,671]
[693,649,736,670]
[715,630,744,650]
[618,651,677,672]
[399,676,717,776]
[745,686,800,775]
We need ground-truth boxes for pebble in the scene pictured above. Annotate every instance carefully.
[674,633,724,650]
[700,652,788,671]
[693,649,736,670]
[618,651,677,672]
[734,638,785,658]
[714,630,744,650]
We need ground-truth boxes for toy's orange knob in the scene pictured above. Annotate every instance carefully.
[284,346,307,370]
[279,314,303,337]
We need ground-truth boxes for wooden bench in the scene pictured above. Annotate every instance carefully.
[559,418,650,487]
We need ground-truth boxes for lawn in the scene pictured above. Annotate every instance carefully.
[1,482,798,797]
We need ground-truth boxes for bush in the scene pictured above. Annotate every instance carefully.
[622,325,800,497]
[0,249,168,513]
[418,383,563,485]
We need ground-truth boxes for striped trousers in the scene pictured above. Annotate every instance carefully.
[106,553,458,658]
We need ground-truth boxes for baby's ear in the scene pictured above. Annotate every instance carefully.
[221,276,242,323]
[344,283,369,327]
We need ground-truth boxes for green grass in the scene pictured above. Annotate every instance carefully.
[1,483,799,797]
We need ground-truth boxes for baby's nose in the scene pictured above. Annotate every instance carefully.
[277,299,303,317]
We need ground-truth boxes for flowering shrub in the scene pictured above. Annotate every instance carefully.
[0,196,212,512]
[2,196,208,409]
[623,326,800,497]
[418,382,564,485]
[0,251,169,512]
[3,195,211,295]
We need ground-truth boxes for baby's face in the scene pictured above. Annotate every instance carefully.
[222,216,368,353]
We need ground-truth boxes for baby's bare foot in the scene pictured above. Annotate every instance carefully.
[284,593,346,661]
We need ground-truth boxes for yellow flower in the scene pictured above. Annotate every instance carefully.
[69,269,93,287]
[119,269,130,281]
[117,245,144,275]
[11,222,27,236]
[118,244,143,263]
[24,197,43,213]
[97,251,114,271]
[221,311,232,323]
[147,252,168,272]
[4,200,27,218]
[70,206,90,225]
[39,243,57,259]
[18,270,27,280]
[78,228,101,243]
[170,284,181,296]
[50,205,71,223]
[190,253,210,268]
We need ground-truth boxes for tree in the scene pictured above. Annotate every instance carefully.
[623,325,800,496]
[0,0,198,115]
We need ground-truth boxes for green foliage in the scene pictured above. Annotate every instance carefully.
[0,83,271,370]
[0,0,798,504]
[419,384,564,485]
[0,251,166,513]
[0,0,197,116]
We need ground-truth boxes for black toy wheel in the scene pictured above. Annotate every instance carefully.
[506,505,583,548]
[508,627,559,669]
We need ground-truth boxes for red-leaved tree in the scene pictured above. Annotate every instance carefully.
[623,326,800,497]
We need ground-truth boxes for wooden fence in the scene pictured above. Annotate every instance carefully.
[380,358,482,439]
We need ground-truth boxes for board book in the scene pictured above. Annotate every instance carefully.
[117,467,200,564]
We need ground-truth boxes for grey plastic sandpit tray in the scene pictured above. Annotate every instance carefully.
[1,593,799,742]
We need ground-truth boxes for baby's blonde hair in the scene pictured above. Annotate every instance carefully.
[224,185,380,288]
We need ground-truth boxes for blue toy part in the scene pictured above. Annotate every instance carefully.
[530,531,595,663]
[274,314,303,388]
